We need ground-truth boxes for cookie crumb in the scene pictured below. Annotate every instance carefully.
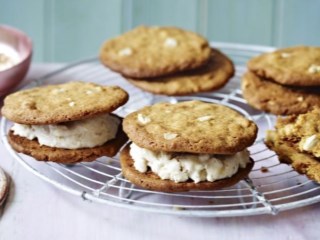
[137,113,151,124]
[172,206,185,211]
[69,101,75,107]
[163,132,178,140]
[197,116,212,122]
[164,38,178,48]
[280,52,291,58]
[308,64,320,74]
[118,48,133,56]
[260,166,269,173]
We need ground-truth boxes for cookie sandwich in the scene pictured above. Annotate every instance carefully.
[2,81,129,163]
[100,25,234,95]
[121,100,257,192]
[242,46,320,115]
[266,108,320,183]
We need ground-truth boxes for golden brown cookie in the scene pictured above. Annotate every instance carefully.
[126,49,234,96]
[1,81,129,125]
[265,130,320,183]
[241,71,320,115]
[0,167,10,207]
[100,26,211,78]
[270,108,320,158]
[120,144,254,192]
[123,100,257,154]
[8,121,128,163]
[248,46,320,87]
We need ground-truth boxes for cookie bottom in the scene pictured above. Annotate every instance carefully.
[242,71,320,115]
[266,131,320,183]
[8,122,128,164]
[126,49,234,96]
[120,144,254,192]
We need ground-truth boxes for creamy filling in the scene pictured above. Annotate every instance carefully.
[0,44,20,71]
[11,114,120,149]
[130,143,250,183]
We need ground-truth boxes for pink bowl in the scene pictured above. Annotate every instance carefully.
[0,25,32,96]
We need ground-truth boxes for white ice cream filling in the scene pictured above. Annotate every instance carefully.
[11,114,120,149]
[130,143,251,183]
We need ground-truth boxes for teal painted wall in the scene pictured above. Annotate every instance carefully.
[0,0,319,62]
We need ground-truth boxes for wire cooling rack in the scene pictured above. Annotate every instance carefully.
[2,42,320,217]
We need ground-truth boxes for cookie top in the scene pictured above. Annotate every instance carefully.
[7,119,128,163]
[120,143,254,192]
[248,46,320,87]
[126,48,234,96]
[241,71,320,115]
[2,81,129,125]
[123,100,257,154]
[100,26,211,78]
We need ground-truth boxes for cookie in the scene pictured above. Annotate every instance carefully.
[123,100,257,154]
[1,81,129,125]
[120,144,254,192]
[248,46,320,87]
[100,26,211,78]
[8,121,128,163]
[126,49,234,96]
[265,130,320,183]
[241,71,320,115]
[0,167,10,207]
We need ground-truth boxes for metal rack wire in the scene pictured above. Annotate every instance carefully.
[2,42,320,217]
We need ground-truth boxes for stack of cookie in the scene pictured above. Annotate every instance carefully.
[266,108,320,183]
[100,26,235,96]
[121,100,257,192]
[242,46,320,115]
[1,82,129,163]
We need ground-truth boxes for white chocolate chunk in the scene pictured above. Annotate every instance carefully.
[118,48,133,56]
[52,88,65,94]
[281,52,291,58]
[163,132,178,140]
[197,116,212,122]
[69,101,75,107]
[297,96,304,102]
[164,38,178,48]
[137,113,151,124]
[86,90,93,95]
[303,135,318,151]
[308,64,320,74]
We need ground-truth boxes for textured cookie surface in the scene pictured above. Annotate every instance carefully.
[270,108,320,158]
[248,46,320,86]
[265,130,320,183]
[242,71,320,115]
[0,167,9,206]
[126,49,234,96]
[120,144,254,192]
[8,121,128,163]
[123,100,257,154]
[100,26,211,78]
[1,81,129,125]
